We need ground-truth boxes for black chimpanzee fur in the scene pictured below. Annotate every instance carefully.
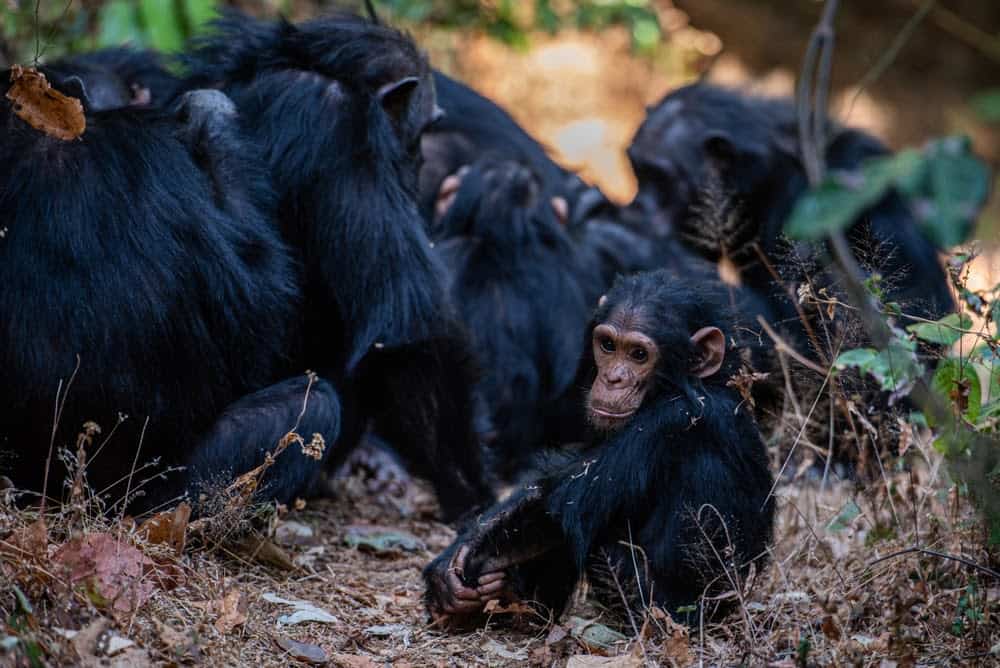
[53,47,183,109]
[0,67,340,512]
[434,158,592,479]
[420,71,571,224]
[424,270,775,625]
[421,70,658,296]
[181,11,494,519]
[628,82,954,325]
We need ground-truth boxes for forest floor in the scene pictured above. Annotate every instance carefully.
[2,425,998,667]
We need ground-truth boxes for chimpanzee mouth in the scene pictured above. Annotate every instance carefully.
[590,406,636,419]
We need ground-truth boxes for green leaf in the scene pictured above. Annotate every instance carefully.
[869,337,921,393]
[906,313,972,346]
[895,136,991,248]
[97,0,146,48]
[970,89,1000,123]
[184,0,218,31]
[834,348,879,369]
[785,149,923,240]
[785,136,991,249]
[826,500,861,533]
[140,0,185,52]
[931,358,982,424]
[835,340,922,393]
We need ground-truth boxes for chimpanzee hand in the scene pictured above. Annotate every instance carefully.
[424,544,510,626]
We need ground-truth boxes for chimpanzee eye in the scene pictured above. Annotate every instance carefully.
[630,347,648,363]
[599,337,616,353]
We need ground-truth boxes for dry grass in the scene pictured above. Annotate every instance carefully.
[1,421,997,668]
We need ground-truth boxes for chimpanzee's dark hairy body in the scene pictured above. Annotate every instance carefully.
[422,71,656,295]
[433,159,592,479]
[424,271,775,625]
[180,12,494,518]
[420,71,571,224]
[1,12,494,520]
[0,67,341,512]
[629,83,954,328]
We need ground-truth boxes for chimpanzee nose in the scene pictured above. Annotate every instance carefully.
[605,366,625,385]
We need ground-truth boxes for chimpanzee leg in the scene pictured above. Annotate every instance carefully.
[358,339,495,521]
[180,375,341,512]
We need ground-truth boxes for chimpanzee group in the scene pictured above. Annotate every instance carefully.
[0,6,953,630]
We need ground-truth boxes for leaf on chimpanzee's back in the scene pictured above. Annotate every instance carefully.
[6,65,85,141]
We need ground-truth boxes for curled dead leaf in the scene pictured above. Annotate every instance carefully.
[192,588,248,634]
[275,635,328,665]
[139,502,191,554]
[6,65,85,141]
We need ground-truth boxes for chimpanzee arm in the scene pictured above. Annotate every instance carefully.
[423,485,575,620]
[171,89,276,223]
[543,399,684,566]
[181,375,341,512]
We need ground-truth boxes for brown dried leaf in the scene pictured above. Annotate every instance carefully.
[139,502,191,554]
[155,620,200,661]
[53,533,164,616]
[654,608,693,667]
[275,635,328,665]
[6,65,85,141]
[2,518,48,559]
[717,254,742,287]
[329,653,378,668]
[482,598,535,615]
[214,588,249,634]
[234,533,297,570]
[821,614,842,641]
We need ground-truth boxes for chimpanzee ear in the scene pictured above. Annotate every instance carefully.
[58,75,92,109]
[703,132,736,164]
[550,196,569,225]
[690,326,726,378]
[435,170,465,221]
[377,76,420,128]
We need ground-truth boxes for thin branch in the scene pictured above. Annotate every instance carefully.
[865,546,1000,581]
[756,315,828,376]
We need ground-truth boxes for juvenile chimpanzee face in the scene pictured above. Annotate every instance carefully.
[586,306,727,432]
[587,316,660,431]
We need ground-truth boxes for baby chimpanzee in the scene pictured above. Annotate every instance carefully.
[424,270,775,626]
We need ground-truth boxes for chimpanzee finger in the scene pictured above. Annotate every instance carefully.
[475,578,507,597]
[446,569,481,601]
[441,597,486,614]
[477,571,505,585]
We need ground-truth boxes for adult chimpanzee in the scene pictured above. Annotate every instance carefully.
[181,11,494,519]
[424,270,775,626]
[420,71,571,226]
[433,158,592,479]
[0,65,340,513]
[422,69,657,294]
[628,82,954,325]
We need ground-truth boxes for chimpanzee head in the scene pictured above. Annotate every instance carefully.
[627,83,798,236]
[585,270,740,431]
[43,64,134,112]
[433,158,570,238]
